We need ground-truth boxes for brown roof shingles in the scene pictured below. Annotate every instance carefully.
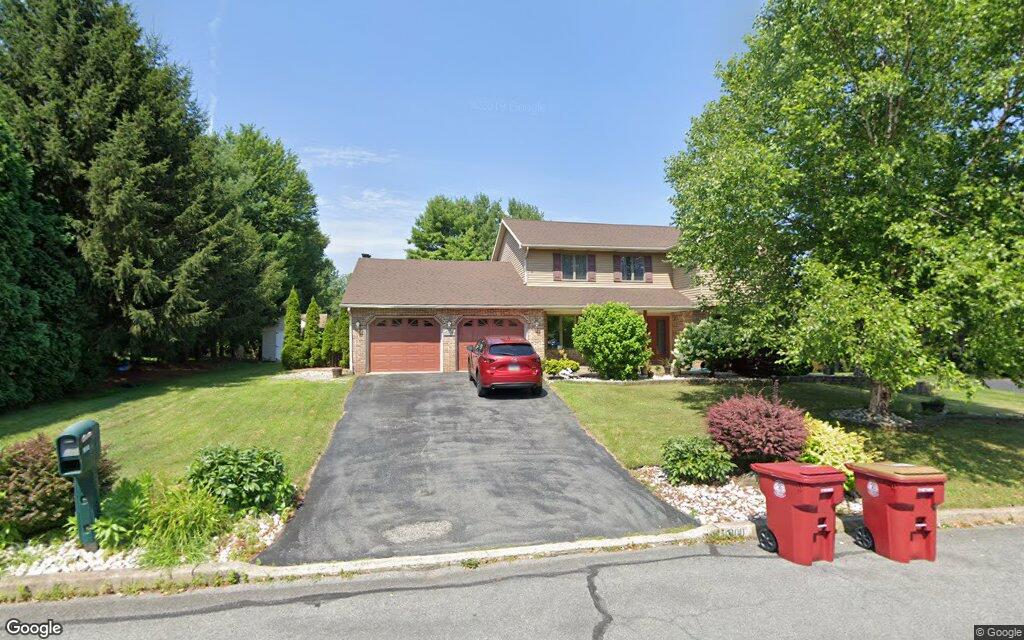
[342,258,696,309]
[503,218,679,250]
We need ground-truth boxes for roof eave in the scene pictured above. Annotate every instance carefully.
[343,302,697,310]
[517,244,676,252]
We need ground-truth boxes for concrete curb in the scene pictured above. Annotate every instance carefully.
[0,522,752,599]
[3,507,1021,600]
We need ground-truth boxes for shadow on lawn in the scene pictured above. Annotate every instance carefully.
[671,382,1024,489]
[866,419,1024,490]
[670,381,866,421]
[0,362,278,444]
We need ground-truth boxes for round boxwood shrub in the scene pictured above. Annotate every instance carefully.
[187,446,295,513]
[706,394,807,465]
[0,434,118,539]
[571,302,652,380]
[661,436,736,485]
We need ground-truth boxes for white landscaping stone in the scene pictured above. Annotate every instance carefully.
[633,466,861,524]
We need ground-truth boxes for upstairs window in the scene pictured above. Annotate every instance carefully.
[620,256,646,281]
[561,254,588,280]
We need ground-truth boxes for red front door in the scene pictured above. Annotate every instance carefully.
[646,316,670,358]
[457,318,524,370]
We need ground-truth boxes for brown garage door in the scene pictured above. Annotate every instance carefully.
[457,318,525,370]
[369,318,440,372]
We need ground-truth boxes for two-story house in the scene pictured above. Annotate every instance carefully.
[342,218,708,374]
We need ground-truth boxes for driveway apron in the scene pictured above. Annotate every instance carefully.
[259,373,693,564]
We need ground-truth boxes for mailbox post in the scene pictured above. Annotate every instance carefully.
[54,420,102,550]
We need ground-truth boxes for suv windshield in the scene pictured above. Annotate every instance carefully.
[488,344,535,357]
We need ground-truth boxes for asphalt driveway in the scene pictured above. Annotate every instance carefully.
[259,373,692,564]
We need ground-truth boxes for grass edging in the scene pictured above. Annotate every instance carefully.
[4,507,1022,603]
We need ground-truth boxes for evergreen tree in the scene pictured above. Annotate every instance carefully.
[0,118,84,409]
[319,310,350,367]
[320,316,338,367]
[0,0,206,358]
[301,297,323,367]
[280,287,302,369]
[183,133,283,358]
[334,307,350,367]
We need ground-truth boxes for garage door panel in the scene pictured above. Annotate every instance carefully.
[457,318,525,370]
[370,318,440,372]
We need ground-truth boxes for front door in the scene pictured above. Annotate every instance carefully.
[646,316,670,359]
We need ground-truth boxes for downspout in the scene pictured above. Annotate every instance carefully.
[348,306,353,373]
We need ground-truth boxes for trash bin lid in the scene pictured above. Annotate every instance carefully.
[846,462,947,483]
[751,461,846,484]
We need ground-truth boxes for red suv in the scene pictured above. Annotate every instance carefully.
[467,336,543,397]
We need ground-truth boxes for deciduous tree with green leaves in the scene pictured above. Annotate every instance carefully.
[407,194,543,260]
[666,0,1024,414]
[217,125,331,306]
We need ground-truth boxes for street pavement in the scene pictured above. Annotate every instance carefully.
[5,525,1022,639]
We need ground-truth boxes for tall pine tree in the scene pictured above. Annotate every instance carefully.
[0,118,84,409]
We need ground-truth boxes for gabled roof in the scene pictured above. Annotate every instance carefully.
[501,218,680,252]
[341,258,697,309]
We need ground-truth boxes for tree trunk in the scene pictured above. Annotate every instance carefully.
[868,381,892,415]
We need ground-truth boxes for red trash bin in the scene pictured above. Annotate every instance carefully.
[846,462,947,563]
[751,461,847,565]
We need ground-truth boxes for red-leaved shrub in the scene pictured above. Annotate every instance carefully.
[0,434,118,538]
[706,394,807,465]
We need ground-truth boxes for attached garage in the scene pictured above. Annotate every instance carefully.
[457,317,525,370]
[369,318,440,372]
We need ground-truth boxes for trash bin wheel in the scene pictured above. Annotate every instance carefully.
[852,526,874,550]
[757,527,778,553]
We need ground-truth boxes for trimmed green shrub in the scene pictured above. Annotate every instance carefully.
[707,394,807,465]
[0,434,118,538]
[141,483,230,566]
[661,436,736,485]
[91,476,153,549]
[799,415,879,491]
[186,446,295,513]
[571,302,652,380]
[542,358,580,376]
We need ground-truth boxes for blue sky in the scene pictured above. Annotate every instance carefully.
[132,0,762,273]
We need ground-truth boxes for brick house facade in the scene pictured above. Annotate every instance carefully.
[343,219,711,374]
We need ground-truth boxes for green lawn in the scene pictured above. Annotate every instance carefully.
[552,380,1024,508]
[0,363,351,485]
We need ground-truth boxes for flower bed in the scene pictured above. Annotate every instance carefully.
[1,512,287,577]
